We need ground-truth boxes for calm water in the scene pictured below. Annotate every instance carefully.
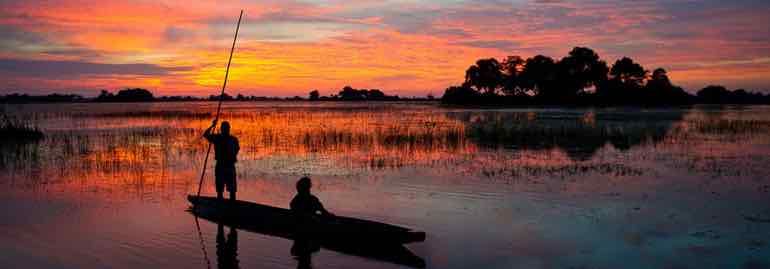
[1,102,769,269]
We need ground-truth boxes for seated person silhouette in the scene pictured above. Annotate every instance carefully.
[290,177,326,269]
[290,177,333,217]
[203,119,240,201]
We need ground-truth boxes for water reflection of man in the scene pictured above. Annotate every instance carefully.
[291,234,321,269]
[203,119,240,200]
[291,237,320,269]
[216,224,239,269]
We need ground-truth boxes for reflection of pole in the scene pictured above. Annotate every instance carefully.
[195,10,244,201]
[194,216,212,269]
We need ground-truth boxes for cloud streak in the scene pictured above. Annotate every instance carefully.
[0,58,191,78]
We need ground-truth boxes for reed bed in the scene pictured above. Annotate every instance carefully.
[0,114,43,142]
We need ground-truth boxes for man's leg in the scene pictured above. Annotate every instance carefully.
[215,164,224,200]
[227,165,237,201]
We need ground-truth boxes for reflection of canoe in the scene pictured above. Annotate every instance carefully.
[187,195,426,268]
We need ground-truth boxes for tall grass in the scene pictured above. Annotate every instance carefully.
[0,114,44,142]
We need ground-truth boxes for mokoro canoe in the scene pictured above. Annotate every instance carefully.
[188,195,426,268]
[187,195,426,245]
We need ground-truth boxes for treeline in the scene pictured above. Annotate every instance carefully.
[0,93,86,103]
[442,47,770,106]
[697,85,770,104]
[1,86,425,104]
[95,88,154,102]
[308,86,403,101]
[0,89,156,103]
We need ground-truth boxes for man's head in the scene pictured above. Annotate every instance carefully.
[296,177,312,193]
[221,121,231,135]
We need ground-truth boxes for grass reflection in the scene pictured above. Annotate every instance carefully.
[455,110,684,160]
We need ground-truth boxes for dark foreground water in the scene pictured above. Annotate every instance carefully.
[1,102,769,269]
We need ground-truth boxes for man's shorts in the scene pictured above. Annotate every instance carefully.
[215,163,237,193]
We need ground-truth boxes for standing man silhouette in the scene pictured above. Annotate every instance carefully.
[204,119,240,200]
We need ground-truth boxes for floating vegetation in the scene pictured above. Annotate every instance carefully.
[0,114,44,142]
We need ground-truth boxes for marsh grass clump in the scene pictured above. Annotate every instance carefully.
[0,114,44,142]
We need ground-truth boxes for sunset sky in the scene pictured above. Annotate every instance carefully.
[1,0,769,97]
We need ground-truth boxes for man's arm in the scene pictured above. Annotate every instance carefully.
[203,119,218,142]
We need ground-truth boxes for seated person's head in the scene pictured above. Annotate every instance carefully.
[221,121,231,135]
[296,177,312,194]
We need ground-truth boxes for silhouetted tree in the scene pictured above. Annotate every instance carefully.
[647,68,672,89]
[520,55,558,98]
[115,88,154,101]
[209,93,233,101]
[697,85,730,104]
[441,85,480,104]
[696,86,770,104]
[94,88,154,102]
[731,89,751,104]
[557,47,609,96]
[339,86,365,100]
[594,57,648,103]
[367,89,386,100]
[465,58,503,95]
[309,90,320,101]
[643,68,692,105]
[97,90,114,100]
[335,86,398,101]
[609,57,647,88]
[500,56,526,96]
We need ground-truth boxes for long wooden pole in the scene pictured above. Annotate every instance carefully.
[195,10,244,199]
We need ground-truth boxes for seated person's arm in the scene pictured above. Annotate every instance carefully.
[315,197,333,216]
